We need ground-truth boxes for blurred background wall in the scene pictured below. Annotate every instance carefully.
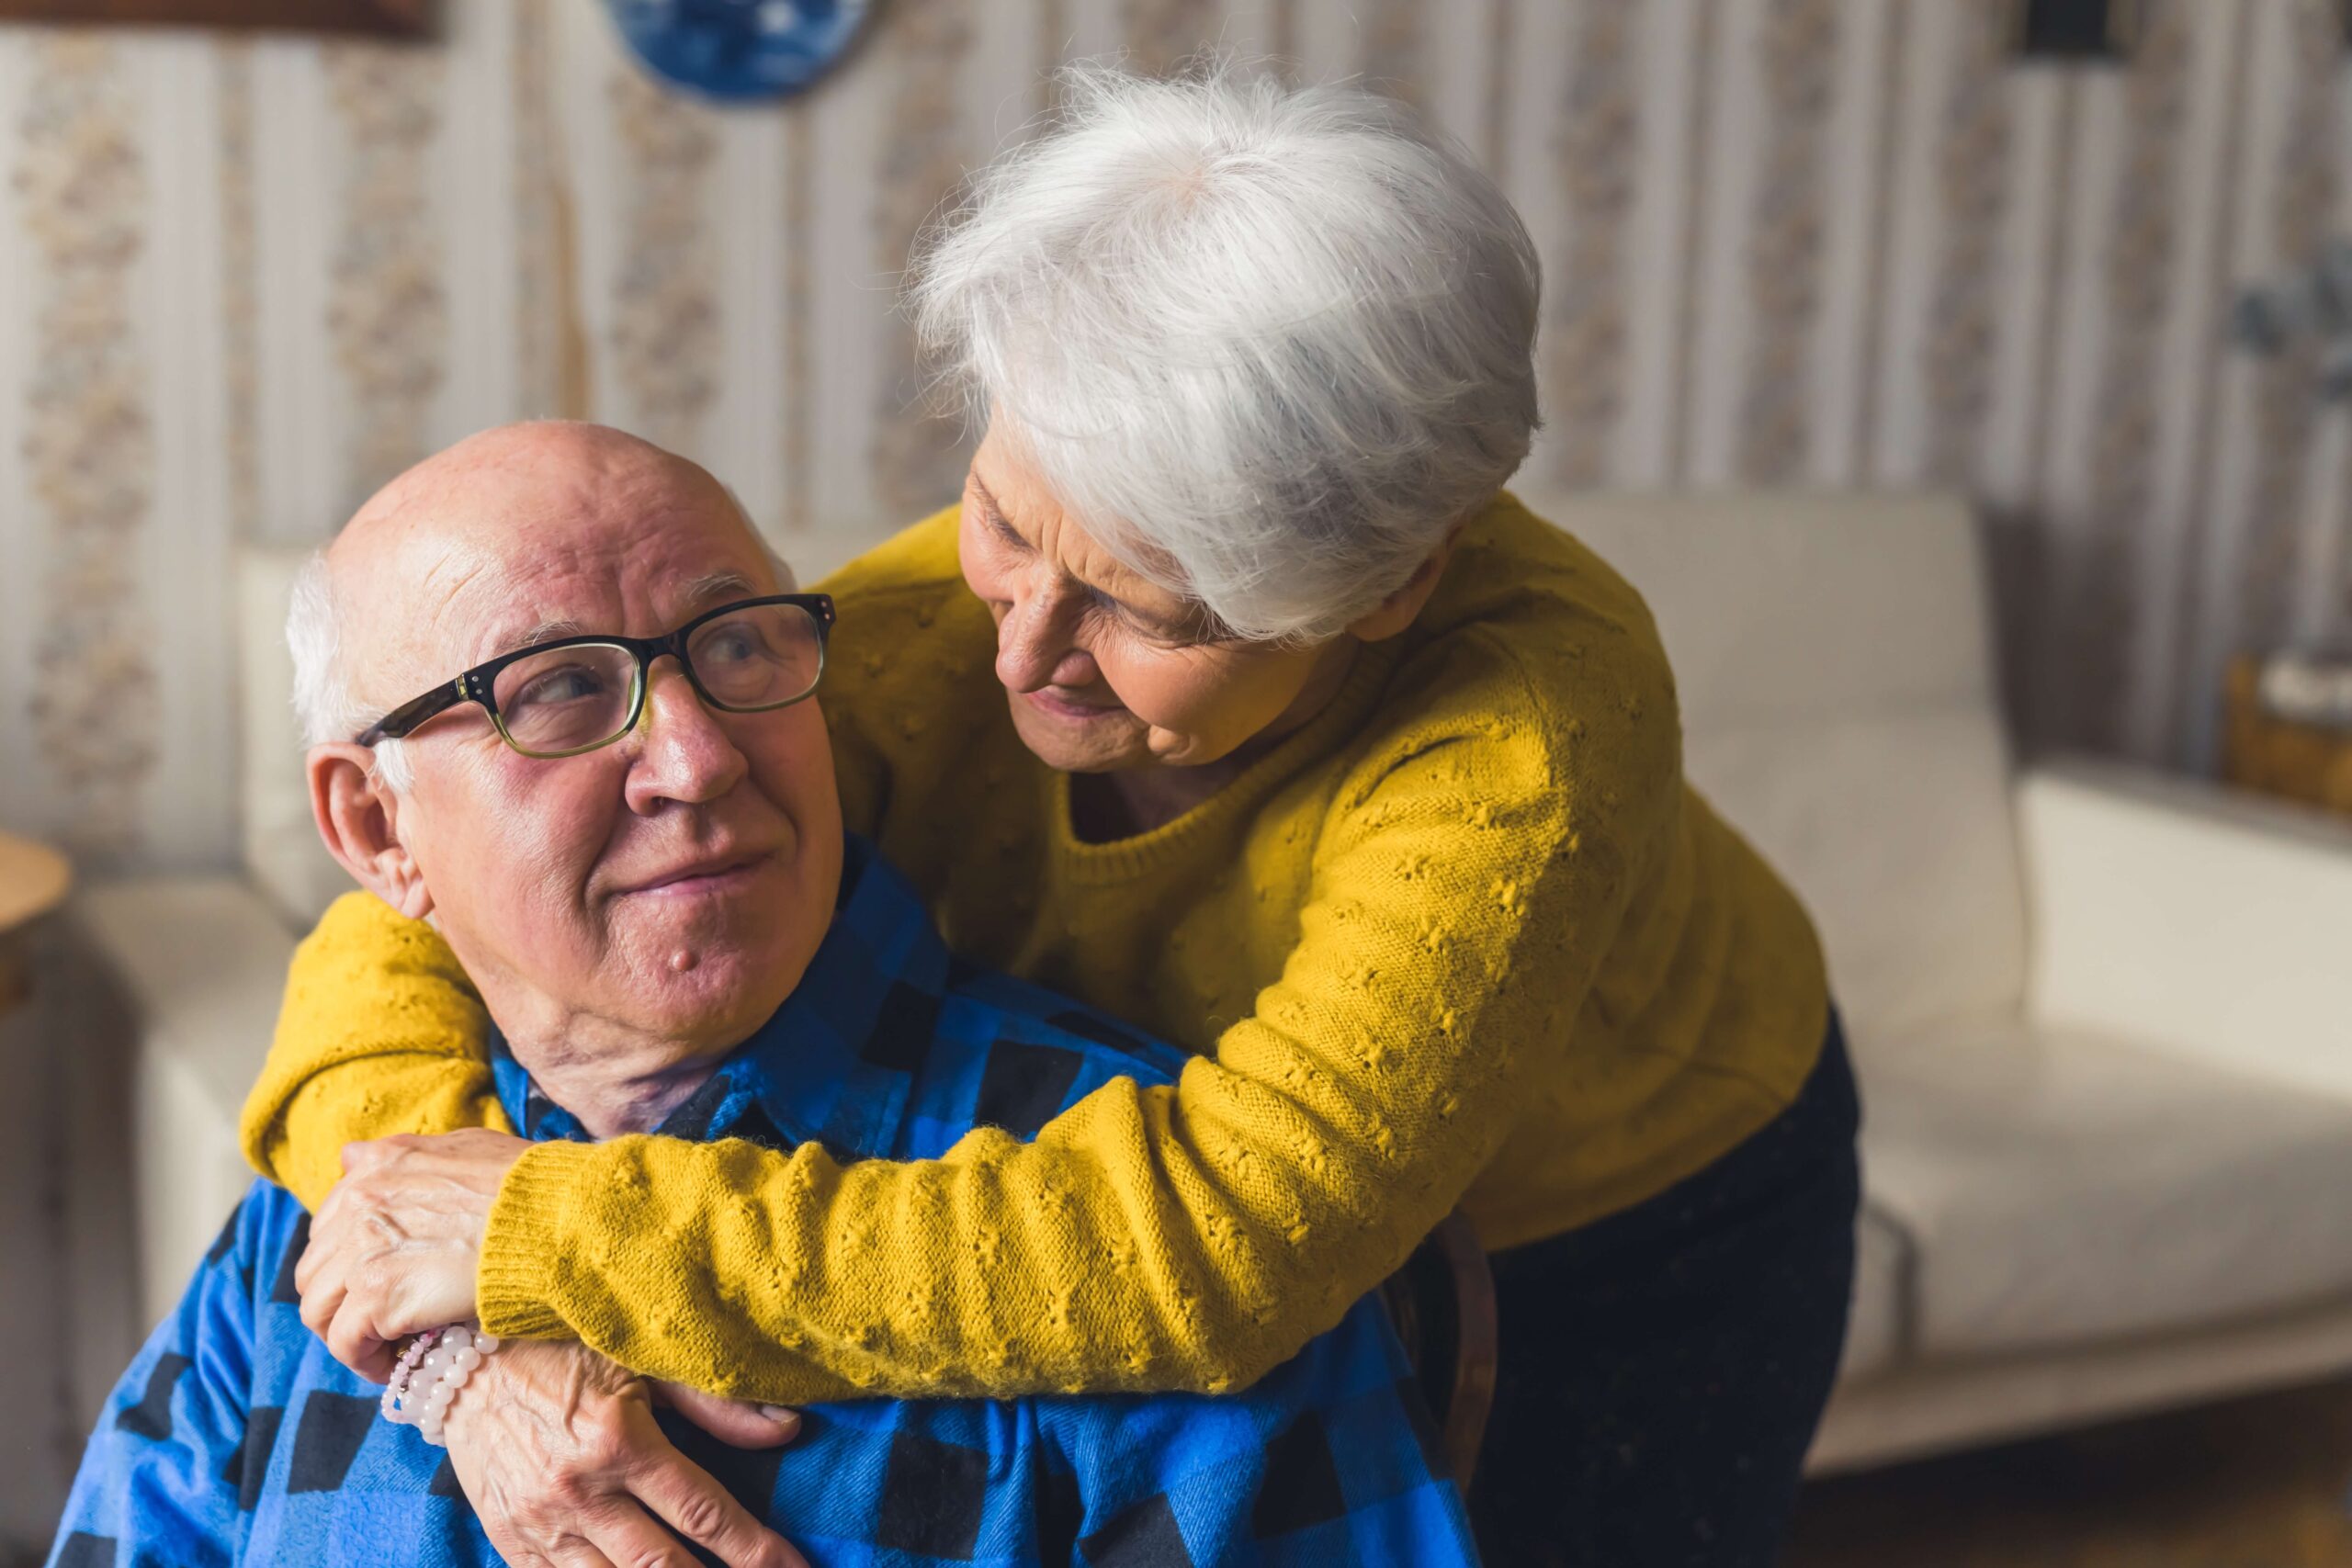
[1,0,2347,874]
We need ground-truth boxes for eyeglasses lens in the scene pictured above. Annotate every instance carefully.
[684,602,825,713]
[486,604,824,759]
[492,644,641,756]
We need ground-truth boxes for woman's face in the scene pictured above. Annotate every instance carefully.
[958,426,1357,775]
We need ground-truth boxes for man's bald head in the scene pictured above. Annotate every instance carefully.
[288,422,787,778]
[334,422,754,585]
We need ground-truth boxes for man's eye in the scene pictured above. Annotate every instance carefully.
[514,666,606,705]
[698,626,782,666]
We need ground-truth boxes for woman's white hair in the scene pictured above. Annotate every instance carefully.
[910,59,1542,643]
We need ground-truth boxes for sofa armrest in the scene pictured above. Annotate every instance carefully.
[73,877,298,1325]
[2018,760,2352,1097]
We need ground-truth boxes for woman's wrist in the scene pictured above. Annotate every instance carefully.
[380,1322,502,1446]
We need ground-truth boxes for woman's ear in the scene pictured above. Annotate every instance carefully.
[308,744,434,921]
[1346,520,1468,643]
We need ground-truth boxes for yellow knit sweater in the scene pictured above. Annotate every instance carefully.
[241,491,1828,1404]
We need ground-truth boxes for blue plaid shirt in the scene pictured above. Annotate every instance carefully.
[51,837,1478,1567]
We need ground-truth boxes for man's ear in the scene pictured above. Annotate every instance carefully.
[1345,519,1469,644]
[308,744,434,920]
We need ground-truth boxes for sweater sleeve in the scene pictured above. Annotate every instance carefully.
[474,637,1674,1404]
[238,892,513,1211]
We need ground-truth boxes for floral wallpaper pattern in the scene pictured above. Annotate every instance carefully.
[13,37,156,863]
[324,43,449,512]
[1740,0,1840,483]
[1545,1,1638,488]
[2069,0,2195,752]
[0,0,2345,869]
[1923,0,2012,490]
[608,64,718,456]
[867,0,974,520]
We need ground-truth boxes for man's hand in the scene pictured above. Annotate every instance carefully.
[444,1337,807,1568]
[296,1129,528,1380]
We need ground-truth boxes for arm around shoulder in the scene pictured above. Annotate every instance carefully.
[469,672,1645,1405]
[239,890,509,1212]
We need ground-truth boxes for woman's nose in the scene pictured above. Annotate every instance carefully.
[994,583,1095,693]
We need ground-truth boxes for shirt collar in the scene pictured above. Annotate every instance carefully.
[491,834,950,1161]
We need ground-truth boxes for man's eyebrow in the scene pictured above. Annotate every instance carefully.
[512,616,586,650]
[490,572,762,660]
[682,569,758,604]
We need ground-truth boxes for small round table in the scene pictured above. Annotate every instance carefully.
[0,830,72,1013]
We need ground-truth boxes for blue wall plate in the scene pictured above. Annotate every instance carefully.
[605,0,875,102]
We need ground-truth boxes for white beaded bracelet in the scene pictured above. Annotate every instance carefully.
[380,1322,501,1447]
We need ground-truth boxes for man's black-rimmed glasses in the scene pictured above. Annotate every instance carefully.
[356,593,837,761]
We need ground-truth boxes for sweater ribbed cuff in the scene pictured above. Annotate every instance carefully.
[478,1139,595,1340]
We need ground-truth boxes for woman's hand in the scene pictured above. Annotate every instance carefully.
[443,1337,808,1568]
[297,1129,528,1380]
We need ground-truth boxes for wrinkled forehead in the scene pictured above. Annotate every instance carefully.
[355,458,783,696]
[970,426,1192,612]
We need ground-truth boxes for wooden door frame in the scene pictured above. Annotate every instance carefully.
[0,0,432,36]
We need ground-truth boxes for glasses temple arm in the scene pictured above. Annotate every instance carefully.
[356,677,469,746]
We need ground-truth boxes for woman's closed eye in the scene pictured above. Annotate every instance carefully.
[1100,593,1228,649]
[978,496,1029,554]
[1115,611,1196,648]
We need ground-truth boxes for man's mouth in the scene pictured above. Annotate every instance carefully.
[615,850,774,899]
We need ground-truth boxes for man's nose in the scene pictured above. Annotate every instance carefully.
[994,579,1099,693]
[621,661,749,814]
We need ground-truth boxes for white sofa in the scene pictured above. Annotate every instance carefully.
[1533,490,2352,1473]
[74,494,2352,1473]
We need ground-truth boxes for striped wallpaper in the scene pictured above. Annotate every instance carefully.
[1,0,2347,874]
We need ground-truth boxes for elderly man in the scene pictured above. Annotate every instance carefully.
[48,423,1476,1568]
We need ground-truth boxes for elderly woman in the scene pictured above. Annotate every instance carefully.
[254,65,1857,1567]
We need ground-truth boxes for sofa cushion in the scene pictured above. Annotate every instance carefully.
[1685,709,2021,1043]
[74,877,299,1325]
[1859,1017,2352,1359]
[1527,491,2027,1043]
[240,547,356,928]
[1526,492,1997,726]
